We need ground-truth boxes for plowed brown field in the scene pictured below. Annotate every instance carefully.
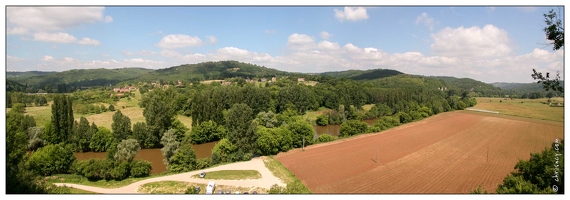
[275,110,564,194]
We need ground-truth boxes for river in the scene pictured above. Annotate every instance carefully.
[74,141,218,174]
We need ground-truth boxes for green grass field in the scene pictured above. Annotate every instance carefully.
[18,90,193,130]
[472,97,564,122]
[190,170,261,180]
[138,181,268,194]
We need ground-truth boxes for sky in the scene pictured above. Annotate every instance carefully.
[3,2,566,83]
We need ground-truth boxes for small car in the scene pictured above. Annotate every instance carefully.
[217,190,223,194]
[199,171,206,178]
[243,191,249,194]
[234,191,240,194]
[225,190,231,194]
[252,191,258,194]
[195,186,201,193]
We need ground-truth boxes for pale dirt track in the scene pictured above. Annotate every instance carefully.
[54,157,286,194]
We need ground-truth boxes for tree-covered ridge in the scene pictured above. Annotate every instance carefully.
[319,69,403,81]
[133,60,293,84]
[8,68,154,92]
[7,71,56,79]
[428,76,504,97]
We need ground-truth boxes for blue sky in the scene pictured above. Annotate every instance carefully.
[4,4,565,83]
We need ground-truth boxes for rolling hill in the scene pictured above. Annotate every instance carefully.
[319,69,403,81]
[131,60,293,84]
[7,68,154,91]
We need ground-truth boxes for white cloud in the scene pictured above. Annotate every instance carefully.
[207,36,217,44]
[34,32,77,43]
[42,55,54,61]
[123,50,157,56]
[7,55,26,61]
[105,15,113,23]
[334,7,369,22]
[157,34,203,49]
[77,38,101,45]
[7,27,28,35]
[320,31,333,40]
[416,12,435,31]
[430,24,513,58]
[287,33,315,50]
[318,41,341,51]
[7,7,107,31]
[33,32,100,45]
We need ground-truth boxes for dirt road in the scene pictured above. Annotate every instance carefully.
[54,157,286,194]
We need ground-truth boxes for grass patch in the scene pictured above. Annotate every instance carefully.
[67,187,98,194]
[473,97,564,122]
[138,181,206,194]
[190,170,261,180]
[138,181,267,194]
[45,172,178,189]
[361,104,375,112]
[302,107,332,123]
[263,156,296,184]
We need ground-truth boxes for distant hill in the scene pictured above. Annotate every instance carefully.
[6,79,27,92]
[132,60,293,83]
[6,71,56,79]
[491,82,564,92]
[429,76,504,96]
[8,68,154,91]
[319,69,403,81]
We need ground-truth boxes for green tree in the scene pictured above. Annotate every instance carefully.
[49,94,74,145]
[315,134,337,144]
[211,138,237,164]
[112,110,132,142]
[168,142,198,173]
[108,104,115,111]
[339,120,368,137]
[189,120,227,144]
[286,120,315,148]
[160,129,180,170]
[130,160,152,178]
[114,139,141,162]
[140,88,177,147]
[12,103,26,113]
[90,126,115,152]
[76,117,92,152]
[27,144,76,176]
[532,9,564,93]
[132,122,150,148]
[27,126,45,151]
[226,103,256,154]
[316,114,329,126]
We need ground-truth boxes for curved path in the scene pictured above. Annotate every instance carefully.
[54,157,286,194]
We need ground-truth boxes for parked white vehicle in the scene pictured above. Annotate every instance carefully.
[206,181,216,194]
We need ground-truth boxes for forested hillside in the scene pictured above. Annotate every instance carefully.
[319,69,403,81]
[7,71,56,79]
[132,60,293,84]
[430,76,505,97]
[8,68,154,93]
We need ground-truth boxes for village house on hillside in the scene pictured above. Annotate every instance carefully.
[297,78,305,82]
[271,77,277,82]
[222,81,232,86]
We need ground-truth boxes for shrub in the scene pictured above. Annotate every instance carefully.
[339,120,368,137]
[27,144,76,176]
[315,114,328,126]
[110,161,131,180]
[315,134,337,144]
[130,160,152,178]
[195,158,212,170]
